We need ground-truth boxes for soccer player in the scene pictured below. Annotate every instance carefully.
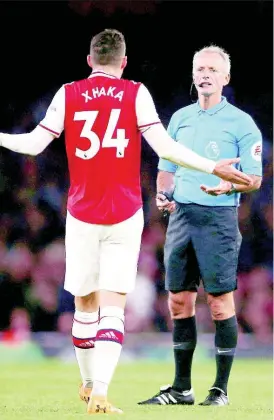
[0,32,252,414]
[138,45,262,407]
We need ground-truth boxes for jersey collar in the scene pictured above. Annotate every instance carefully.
[196,96,228,115]
[88,71,119,79]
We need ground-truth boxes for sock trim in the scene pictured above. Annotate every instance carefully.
[73,336,95,349]
[96,329,124,344]
[99,315,125,325]
[73,335,96,341]
[73,318,98,325]
[215,347,236,356]
[99,306,125,320]
[173,340,196,350]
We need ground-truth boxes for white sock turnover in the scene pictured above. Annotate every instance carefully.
[72,310,99,388]
[92,306,125,397]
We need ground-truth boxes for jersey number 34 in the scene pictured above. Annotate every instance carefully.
[74,109,129,160]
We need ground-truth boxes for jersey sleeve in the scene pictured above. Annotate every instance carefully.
[237,115,263,176]
[142,123,215,175]
[39,85,65,137]
[135,84,161,132]
[158,115,178,173]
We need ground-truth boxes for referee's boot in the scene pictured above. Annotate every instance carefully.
[138,384,195,405]
[199,387,229,406]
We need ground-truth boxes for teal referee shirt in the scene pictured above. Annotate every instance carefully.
[158,96,263,206]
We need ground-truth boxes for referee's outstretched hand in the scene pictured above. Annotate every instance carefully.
[200,180,233,196]
[213,158,253,186]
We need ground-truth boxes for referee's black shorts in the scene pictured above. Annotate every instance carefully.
[164,203,242,295]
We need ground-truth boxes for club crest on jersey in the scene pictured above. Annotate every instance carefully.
[82,87,124,103]
[205,141,220,159]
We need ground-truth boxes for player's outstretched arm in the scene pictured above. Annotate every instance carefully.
[0,126,55,155]
[0,86,64,156]
[136,84,252,186]
[143,124,252,186]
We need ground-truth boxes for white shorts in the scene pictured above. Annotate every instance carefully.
[64,208,144,296]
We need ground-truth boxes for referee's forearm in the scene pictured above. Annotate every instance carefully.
[157,170,175,195]
[234,174,262,193]
[234,184,259,193]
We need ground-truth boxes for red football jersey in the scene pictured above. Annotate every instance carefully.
[64,73,142,224]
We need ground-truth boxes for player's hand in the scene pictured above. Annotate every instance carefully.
[156,193,176,214]
[200,180,233,196]
[213,158,253,186]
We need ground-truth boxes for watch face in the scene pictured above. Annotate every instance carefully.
[227,186,237,196]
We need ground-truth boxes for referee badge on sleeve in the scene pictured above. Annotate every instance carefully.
[251,141,262,161]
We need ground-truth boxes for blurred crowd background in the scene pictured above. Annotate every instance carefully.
[0,1,272,344]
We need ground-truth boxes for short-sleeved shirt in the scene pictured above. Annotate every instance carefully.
[39,71,161,224]
[158,97,262,206]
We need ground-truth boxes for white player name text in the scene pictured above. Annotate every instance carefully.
[82,87,124,103]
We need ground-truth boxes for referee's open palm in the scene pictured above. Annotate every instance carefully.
[200,180,232,196]
[213,158,252,186]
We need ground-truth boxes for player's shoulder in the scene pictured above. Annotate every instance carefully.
[122,78,142,90]
[122,76,141,85]
[63,78,87,88]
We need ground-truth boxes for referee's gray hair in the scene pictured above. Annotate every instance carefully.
[193,45,231,74]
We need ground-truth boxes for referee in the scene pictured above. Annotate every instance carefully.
[138,45,262,406]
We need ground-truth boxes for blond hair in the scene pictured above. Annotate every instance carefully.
[90,29,126,66]
[193,45,231,74]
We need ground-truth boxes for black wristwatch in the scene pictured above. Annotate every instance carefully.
[157,191,173,202]
[226,183,237,196]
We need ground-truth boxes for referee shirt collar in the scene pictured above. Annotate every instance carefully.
[196,96,228,115]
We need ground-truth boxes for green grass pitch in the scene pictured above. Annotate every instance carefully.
[0,359,272,419]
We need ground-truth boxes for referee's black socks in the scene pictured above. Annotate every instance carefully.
[213,315,238,394]
[172,316,197,392]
